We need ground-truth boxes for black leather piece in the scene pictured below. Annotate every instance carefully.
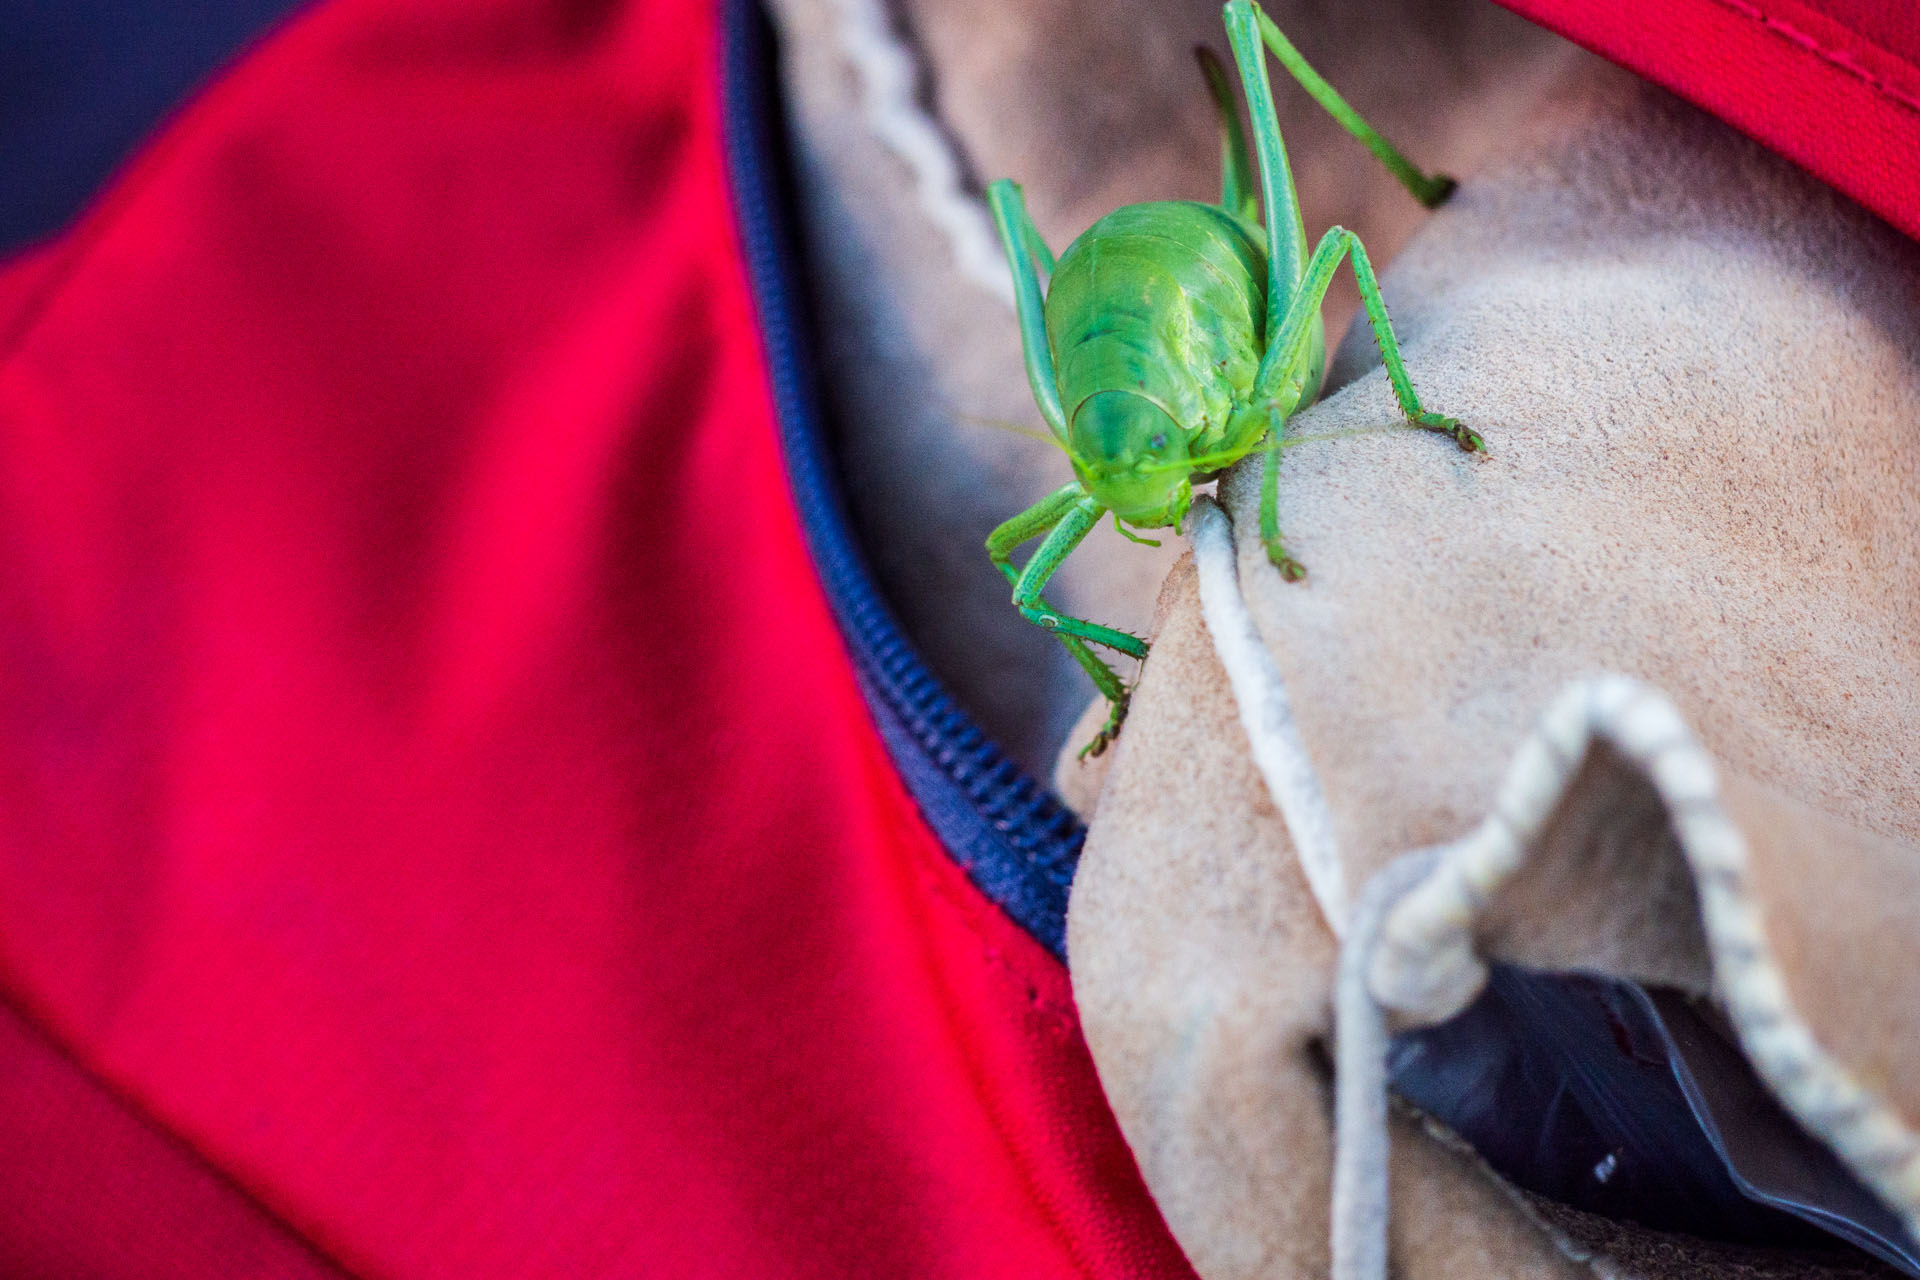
[1389,965,1918,1275]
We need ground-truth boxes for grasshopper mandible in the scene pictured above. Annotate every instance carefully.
[985,0,1481,758]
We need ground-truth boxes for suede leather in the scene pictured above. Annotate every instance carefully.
[1064,63,1920,1280]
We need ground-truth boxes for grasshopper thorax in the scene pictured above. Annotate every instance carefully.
[1069,389,1194,529]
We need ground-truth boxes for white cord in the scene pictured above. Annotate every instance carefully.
[1331,846,1440,1280]
[1191,496,1350,934]
[831,0,1015,308]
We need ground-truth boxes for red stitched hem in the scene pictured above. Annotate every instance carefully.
[1708,0,1920,117]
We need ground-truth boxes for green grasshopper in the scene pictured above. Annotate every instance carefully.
[985,0,1482,758]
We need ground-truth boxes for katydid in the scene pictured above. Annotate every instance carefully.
[986,0,1480,758]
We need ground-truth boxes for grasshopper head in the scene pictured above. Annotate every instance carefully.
[1069,390,1193,529]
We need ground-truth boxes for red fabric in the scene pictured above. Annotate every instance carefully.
[1499,0,1920,242]
[0,997,347,1278]
[0,0,1194,1276]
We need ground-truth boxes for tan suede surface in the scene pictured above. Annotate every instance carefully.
[1068,561,1587,1280]
[1066,64,1920,1280]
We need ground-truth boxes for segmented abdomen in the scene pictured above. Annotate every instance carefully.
[1043,201,1267,437]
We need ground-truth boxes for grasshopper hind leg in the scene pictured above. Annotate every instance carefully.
[1226,0,1475,454]
[1197,46,1259,223]
[1226,0,1455,210]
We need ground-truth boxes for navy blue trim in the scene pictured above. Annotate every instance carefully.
[719,0,1084,959]
[0,0,315,258]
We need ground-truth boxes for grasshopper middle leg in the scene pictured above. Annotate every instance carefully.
[1266,226,1482,453]
[1246,227,1480,578]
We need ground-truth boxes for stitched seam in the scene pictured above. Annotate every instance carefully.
[913,845,1083,1037]
[0,985,361,1278]
[882,795,1081,1038]
[1707,0,1920,118]
[879,798,1107,1280]
[0,2,333,368]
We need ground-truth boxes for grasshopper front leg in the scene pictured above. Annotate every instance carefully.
[988,485,1146,757]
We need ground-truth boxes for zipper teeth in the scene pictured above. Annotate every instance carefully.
[721,0,1083,950]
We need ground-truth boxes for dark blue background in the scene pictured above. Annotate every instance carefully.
[0,0,310,256]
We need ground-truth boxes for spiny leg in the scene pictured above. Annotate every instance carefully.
[1061,635,1133,759]
[985,191,1146,755]
[988,485,1139,756]
[1259,226,1481,452]
[986,179,1066,438]
[1009,493,1148,756]
[1258,426,1307,580]
[1196,47,1258,223]
[1225,0,1454,209]
[1010,497,1149,658]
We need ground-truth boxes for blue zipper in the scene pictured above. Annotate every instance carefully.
[718,0,1083,959]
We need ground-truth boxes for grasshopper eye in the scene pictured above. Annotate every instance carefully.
[1149,433,1168,451]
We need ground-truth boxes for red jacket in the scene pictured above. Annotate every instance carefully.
[0,0,1912,1275]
